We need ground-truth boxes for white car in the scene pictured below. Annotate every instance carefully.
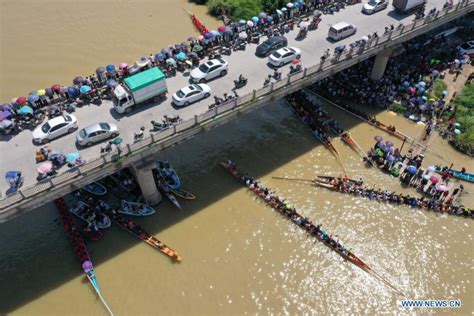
[172,84,211,107]
[268,47,301,67]
[457,40,474,56]
[362,0,388,14]
[32,114,78,144]
[190,58,228,83]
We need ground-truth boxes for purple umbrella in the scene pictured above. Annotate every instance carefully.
[0,111,12,121]
[387,155,395,162]
[385,140,394,147]
[82,260,93,271]
[374,135,383,142]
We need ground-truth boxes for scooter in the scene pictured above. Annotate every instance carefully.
[263,75,272,86]
[163,114,181,124]
[289,64,302,74]
[219,46,232,56]
[273,70,282,81]
[133,127,145,142]
[101,141,113,154]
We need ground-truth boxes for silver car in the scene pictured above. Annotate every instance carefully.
[76,122,119,147]
[190,58,228,83]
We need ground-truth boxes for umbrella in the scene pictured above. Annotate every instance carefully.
[361,35,369,42]
[136,57,149,68]
[259,12,267,19]
[442,90,448,96]
[45,88,54,97]
[37,162,53,174]
[155,53,166,61]
[29,90,37,96]
[48,151,63,159]
[418,81,426,87]
[119,63,128,69]
[188,52,198,59]
[430,175,439,183]
[246,21,254,27]
[73,76,83,85]
[82,260,93,271]
[239,19,246,25]
[239,31,248,39]
[106,64,116,72]
[217,26,226,33]
[281,7,288,12]
[427,165,436,172]
[454,122,461,127]
[387,155,396,162]
[454,59,460,64]
[0,104,12,111]
[187,36,197,41]
[385,140,394,147]
[0,111,12,121]
[51,84,61,92]
[422,96,428,101]
[17,97,27,105]
[106,79,118,88]
[96,67,106,74]
[211,30,220,37]
[436,183,447,192]
[407,165,417,174]
[65,152,80,163]
[67,86,78,97]
[287,2,294,8]
[402,81,410,88]
[276,9,283,15]
[299,21,309,28]
[375,148,384,157]
[423,174,430,180]
[454,129,461,135]
[192,44,203,52]
[0,119,13,128]
[374,135,383,142]
[28,94,39,103]
[251,16,259,23]
[166,58,177,66]
[175,52,186,61]
[18,105,33,115]
[314,9,322,16]
[198,35,204,40]
[79,85,92,94]
[204,32,214,40]
[294,2,301,8]
[112,137,123,145]
[266,16,274,22]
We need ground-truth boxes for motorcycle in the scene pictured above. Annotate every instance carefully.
[219,46,232,56]
[273,70,282,81]
[289,64,302,74]
[163,114,182,124]
[297,28,308,39]
[233,76,248,89]
[250,35,260,44]
[150,120,171,131]
[133,127,145,142]
[263,75,272,86]
[232,39,246,51]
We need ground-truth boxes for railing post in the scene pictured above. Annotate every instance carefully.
[173,124,177,134]
[214,106,218,117]
[127,143,132,155]
[411,21,417,30]
[374,37,380,46]
[77,167,82,176]
[270,82,274,91]
[194,114,198,125]
[287,75,291,85]
[303,68,307,77]
[252,89,256,100]
[434,11,440,19]
[48,178,54,187]
[387,31,393,40]
[400,25,405,34]
[18,190,25,198]
[150,133,155,143]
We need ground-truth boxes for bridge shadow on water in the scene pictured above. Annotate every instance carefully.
[0,95,386,313]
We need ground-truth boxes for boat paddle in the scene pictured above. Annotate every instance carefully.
[271,176,315,183]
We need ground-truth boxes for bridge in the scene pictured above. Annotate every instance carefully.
[0,0,472,222]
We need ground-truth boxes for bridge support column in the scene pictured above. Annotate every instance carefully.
[370,48,393,81]
[131,160,162,205]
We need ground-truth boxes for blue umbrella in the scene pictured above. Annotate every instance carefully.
[204,32,214,40]
[211,30,220,36]
[407,165,417,174]
[155,53,166,61]
[418,81,426,87]
[106,64,116,72]
[294,2,301,8]
[106,79,118,88]
[442,90,448,96]
[175,52,186,61]
[251,16,259,23]
[28,94,39,103]
[267,16,274,22]
[79,85,92,94]
[18,105,33,115]
[258,12,267,19]
[402,81,410,88]
[65,152,80,163]
[67,86,78,98]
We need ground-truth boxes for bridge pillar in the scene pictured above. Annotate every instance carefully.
[131,160,162,205]
[370,48,393,81]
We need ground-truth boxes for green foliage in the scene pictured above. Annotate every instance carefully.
[261,0,287,12]
[431,78,448,99]
[389,103,407,113]
[451,84,474,154]
[207,0,262,20]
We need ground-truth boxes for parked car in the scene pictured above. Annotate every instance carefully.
[76,122,119,147]
[268,47,301,67]
[327,22,357,41]
[256,36,288,57]
[172,84,211,107]
[457,40,474,56]
[32,114,78,144]
[362,0,388,14]
[190,59,228,83]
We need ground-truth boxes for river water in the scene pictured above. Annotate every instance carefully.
[1,0,473,314]
[1,97,473,315]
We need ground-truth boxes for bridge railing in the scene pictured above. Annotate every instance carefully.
[1,0,472,211]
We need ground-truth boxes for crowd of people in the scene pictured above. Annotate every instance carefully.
[311,17,473,120]
[315,176,471,216]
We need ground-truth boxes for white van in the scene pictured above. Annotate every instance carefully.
[328,22,357,41]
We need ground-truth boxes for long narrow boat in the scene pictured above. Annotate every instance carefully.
[152,170,182,210]
[106,209,182,262]
[54,197,114,315]
[110,169,137,192]
[220,160,371,271]
[340,132,359,152]
[283,95,339,157]
[82,182,107,196]
[157,160,181,190]
[312,177,473,217]
[435,166,474,183]
[69,201,112,229]
[189,12,209,35]
[170,187,196,200]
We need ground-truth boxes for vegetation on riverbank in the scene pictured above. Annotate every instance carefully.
[450,83,474,154]
[192,0,289,20]
[429,78,448,100]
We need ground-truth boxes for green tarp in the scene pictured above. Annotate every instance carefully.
[124,67,165,92]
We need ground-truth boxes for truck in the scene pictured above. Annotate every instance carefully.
[392,0,426,13]
[112,67,167,114]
